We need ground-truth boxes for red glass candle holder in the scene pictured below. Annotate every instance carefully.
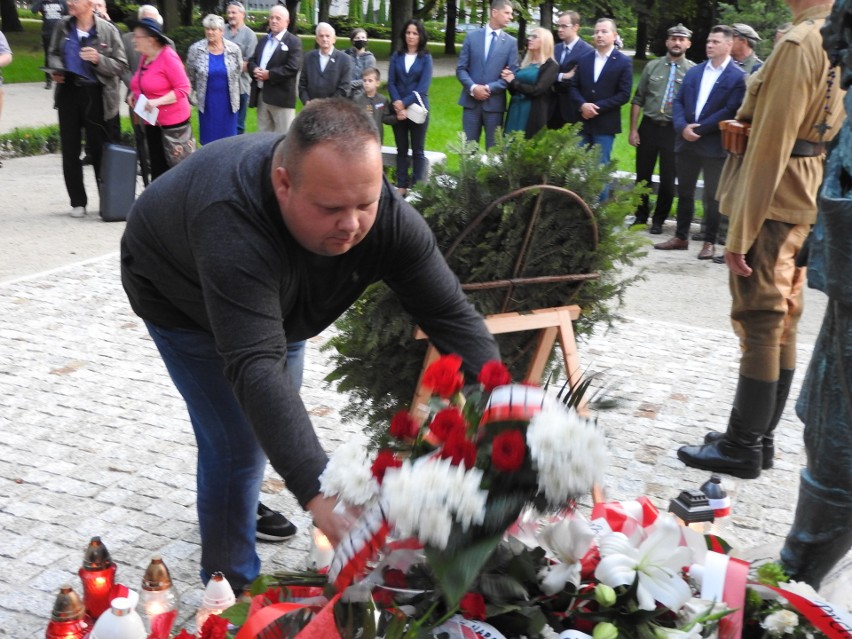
[79,537,117,619]
[45,584,91,639]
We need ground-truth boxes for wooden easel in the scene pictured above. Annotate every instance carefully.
[411,305,585,419]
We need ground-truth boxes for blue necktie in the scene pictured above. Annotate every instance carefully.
[486,31,496,61]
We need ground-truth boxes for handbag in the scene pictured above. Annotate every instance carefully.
[161,121,196,168]
[405,91,428,124]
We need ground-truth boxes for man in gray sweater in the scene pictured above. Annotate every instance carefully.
[121,98,499,590]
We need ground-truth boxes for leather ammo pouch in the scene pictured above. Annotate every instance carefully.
[720,119,751,156]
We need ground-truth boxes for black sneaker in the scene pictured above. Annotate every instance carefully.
[256,502,297,542]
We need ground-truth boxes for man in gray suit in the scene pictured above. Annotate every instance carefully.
[456,0,518,149]
[298,22,353,104]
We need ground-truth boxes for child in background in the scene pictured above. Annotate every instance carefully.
[358,67,396,144]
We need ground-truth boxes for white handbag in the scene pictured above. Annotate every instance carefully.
[405,91,428,124]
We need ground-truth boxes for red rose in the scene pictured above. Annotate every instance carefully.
[440,430,477,468]
[459,592,487,620]
[371,449,402,483]
[478,360,512,392]
[199,615,229,639]
[422,354,464,398]
[174,631,197,639]
[390,410,420,440]
[383,568,408,588]
[372,587,396,609]
[491,429,526,472]
[429,407,466,442]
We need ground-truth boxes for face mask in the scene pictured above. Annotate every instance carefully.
[353,39,367,50]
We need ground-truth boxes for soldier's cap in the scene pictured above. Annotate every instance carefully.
[667,23,693,39]
[732,23,762,41]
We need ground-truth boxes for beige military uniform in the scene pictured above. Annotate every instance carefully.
[717,3,846,381]
[720,3,845,255]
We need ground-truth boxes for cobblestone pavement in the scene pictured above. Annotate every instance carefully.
[1,249,849,637]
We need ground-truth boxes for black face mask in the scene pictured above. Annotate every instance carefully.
[353,40,367,50]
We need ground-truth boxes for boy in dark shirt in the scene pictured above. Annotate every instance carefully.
[357,67,395,144]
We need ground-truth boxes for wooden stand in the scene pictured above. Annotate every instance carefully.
[411,305,584,420]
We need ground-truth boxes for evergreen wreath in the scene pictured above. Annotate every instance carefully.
[323,127,647,439]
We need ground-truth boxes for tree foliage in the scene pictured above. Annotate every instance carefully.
[323,128,647,434]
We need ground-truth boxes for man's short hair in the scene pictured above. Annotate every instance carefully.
[710,24,735,40]
[558,10,580,26]
[490,0,512,12]
[362,67,380,81]
[316,21,334,35]
[227,1,246,13]
[277,98,380,183]
[137,4,163,25]
[596,17,616,31]
[269,4,288,18]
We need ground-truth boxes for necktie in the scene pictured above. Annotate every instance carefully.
[560,45,569,65]
[486,30,496,60]
[661,62,677,115]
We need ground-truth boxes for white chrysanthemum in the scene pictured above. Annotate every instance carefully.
[779,580,823,602]
[526,404,607,505]
[762,610,800,636]
[319,438,379,506]
[381,457,487,549]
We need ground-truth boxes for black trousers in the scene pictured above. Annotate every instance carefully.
[634,118,676,225]
[56,82,113,208]
[674,151,725,242]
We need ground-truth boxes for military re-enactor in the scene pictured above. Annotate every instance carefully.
[628,23,694,234]
[677,0,845,478]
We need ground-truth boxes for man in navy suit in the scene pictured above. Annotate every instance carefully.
[247,5,302,134]
[456,0,518,149]
[568,18,633,166]
[654,25,745,259]
[298,22,353,105]
[548,10,593,129]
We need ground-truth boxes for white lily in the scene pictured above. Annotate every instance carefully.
[537,516,596,595]
[594,515,693,611]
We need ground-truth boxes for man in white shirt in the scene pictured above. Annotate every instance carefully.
[298,22,353,104]
[654,25,745,258]
[247,5,302,134]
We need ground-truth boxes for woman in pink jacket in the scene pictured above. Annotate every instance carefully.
[128,17,192,179]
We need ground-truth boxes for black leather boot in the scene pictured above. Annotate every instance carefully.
[780,470,852,590]
[678,375,777,479]
[703,369,795,470]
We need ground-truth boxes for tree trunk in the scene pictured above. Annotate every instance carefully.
[1,0,23,32]
[635,12,648,59]
[161,0,180,30]
[286,0,300,32]
[539,0,552,30]
[444,0,457,55]
[318,0,331,23]
[390,0,412,51]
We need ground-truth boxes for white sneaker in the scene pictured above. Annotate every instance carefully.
[70,206,86,218]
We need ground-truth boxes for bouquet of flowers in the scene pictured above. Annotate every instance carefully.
[319,355,608,607]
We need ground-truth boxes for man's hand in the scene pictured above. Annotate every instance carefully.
[306,494,352,546]
[253,68,269,81]
[472,84,490,101]
[52,72,66,84]
[725,250,753,277]
[580,102,599,119]
[628,129,640,147]
[80,46,100,64]
[682,123,701,142]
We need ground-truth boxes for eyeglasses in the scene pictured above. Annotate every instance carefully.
[557,23,574,28]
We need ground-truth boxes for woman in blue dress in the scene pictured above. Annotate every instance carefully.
[502,28,559,139]
[187,14,242,145]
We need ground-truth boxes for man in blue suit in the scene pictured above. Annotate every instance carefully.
[654,25,746,260]
[456,0,518,149]
[548,10,593,129]
[568,18,632,166]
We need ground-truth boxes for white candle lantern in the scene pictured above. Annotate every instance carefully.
[195,572,236,631]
